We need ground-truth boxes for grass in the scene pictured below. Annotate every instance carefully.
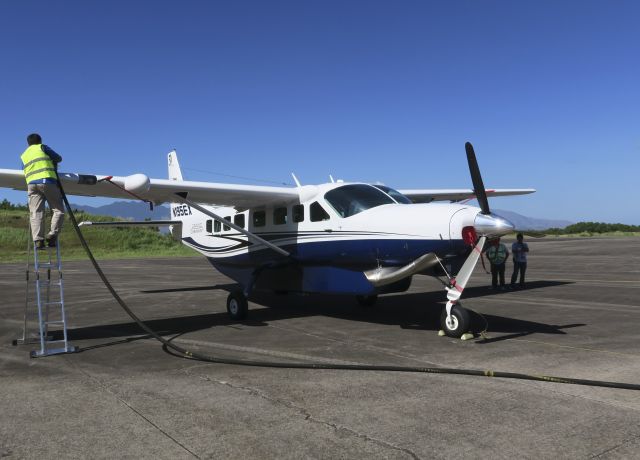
[0,209,197,263]
[505,231,640,239]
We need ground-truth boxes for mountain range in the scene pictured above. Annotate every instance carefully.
[69,201,573,230]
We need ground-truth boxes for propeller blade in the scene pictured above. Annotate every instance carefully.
[447,235,487,302]
[465,142,490,215]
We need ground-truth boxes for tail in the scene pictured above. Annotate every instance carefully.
[168,150,183,181]
[167,150,190,240]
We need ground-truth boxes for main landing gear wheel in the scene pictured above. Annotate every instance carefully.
[227,291,248,320]
[356,294,378,307]
[440,304,470,338]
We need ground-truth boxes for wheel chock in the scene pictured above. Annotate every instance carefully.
[461,333,474,341]
[438,330,446,337]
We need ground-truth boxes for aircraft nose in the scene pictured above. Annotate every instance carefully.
[474,213,515,237]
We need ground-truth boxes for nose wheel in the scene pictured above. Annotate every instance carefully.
[440,303,470,338]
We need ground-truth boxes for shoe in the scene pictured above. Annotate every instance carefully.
[34,240,45,250]
[45,235,57,247]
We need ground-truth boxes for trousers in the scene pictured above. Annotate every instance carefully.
[27,183,65,241]
[511,261,527,286]
[490,263,506,287]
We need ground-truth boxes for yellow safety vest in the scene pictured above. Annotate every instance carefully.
[21,144,57,184]
[486,244,508,264]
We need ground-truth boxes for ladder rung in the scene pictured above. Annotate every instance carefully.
[45,339,67,344]
[44,301,63,306]
[45,320,65,325]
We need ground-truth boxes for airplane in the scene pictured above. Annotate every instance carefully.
[0,142,534,338]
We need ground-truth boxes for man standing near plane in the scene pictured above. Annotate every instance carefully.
[485,237,509,290]
[20,133,64,249]
[510,233,529,288]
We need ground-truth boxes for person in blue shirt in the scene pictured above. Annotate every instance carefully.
[510,233,529,288]
[20,133,65,249]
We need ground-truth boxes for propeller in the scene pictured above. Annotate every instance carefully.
[465,142,490,215]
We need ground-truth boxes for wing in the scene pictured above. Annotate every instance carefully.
[399,188,536,203]
[0,168,299,209]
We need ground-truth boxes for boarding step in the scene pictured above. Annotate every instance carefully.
[38,281,63,286]
[44,320,65,326]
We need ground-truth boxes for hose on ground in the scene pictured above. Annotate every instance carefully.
[55,175,640,391]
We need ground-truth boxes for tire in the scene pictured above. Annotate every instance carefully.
[440,304,470,338]
[356,294,378,307]
[227,291,248,320]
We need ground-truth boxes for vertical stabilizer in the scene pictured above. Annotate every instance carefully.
[168,150,183,181]
[167,150,187,241]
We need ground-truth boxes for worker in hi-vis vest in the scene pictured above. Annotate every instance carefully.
[484,237,509,290]
[20,133,65,249]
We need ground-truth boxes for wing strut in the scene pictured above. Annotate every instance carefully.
[173,193,291,258]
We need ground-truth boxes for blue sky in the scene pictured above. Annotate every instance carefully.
[1,0,638,224]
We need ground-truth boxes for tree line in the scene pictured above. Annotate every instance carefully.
[0,199,27,211]
[545,222,640,234]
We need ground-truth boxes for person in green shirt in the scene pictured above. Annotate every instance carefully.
[484,237,509,290]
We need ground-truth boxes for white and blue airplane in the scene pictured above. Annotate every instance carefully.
[0,143,534,337]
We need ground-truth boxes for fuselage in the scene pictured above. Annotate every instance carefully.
[170,182,509,295]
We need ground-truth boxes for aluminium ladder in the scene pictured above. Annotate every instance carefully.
[14,228,77,357]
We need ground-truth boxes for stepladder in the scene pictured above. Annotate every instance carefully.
[14,232,78,357]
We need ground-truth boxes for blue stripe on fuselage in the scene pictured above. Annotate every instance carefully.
[184,237,466,269]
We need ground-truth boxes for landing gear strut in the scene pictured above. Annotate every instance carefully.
[226,291,248,320]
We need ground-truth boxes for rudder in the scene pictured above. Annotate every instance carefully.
[168,150,183,181]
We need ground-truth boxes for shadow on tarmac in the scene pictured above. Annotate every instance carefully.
[62,279,579,351]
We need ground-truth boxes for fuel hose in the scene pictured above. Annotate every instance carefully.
[55,174,640,391]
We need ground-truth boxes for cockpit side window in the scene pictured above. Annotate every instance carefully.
[324,184,395,218]
[372,184,413,204]
[310,202,330,222]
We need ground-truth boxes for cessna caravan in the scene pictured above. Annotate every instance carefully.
[0,143,534,337]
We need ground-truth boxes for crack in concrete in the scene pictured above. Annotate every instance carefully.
[65,357,201,459]
[188,368,421,460]
[590,429,640,458]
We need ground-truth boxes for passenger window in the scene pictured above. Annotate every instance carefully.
[214,220,221,233]
[310,202,330,222]
[273,207,287,225]
[223,216,231,231]
[292,204,304,223]
[253,210,266,227]
[206,220,212,233]
[234,214,245,229]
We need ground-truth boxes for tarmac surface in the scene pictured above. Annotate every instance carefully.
[1,237,639,459]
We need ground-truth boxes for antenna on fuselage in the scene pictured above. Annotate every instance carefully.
[329,174,335,183]
[291,173,302,187]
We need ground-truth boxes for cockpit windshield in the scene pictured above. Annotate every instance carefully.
[372,185,413,204]
[324,184,395,218]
